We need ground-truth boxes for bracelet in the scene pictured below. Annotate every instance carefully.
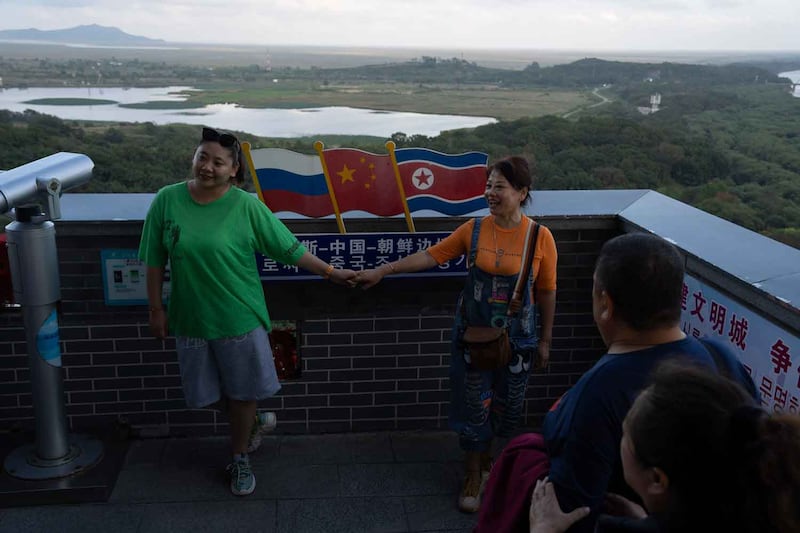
[385,262,397,274]
[539,338,552,345]
[322,264,335,279]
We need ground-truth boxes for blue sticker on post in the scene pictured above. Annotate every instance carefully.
[36,309,62,367]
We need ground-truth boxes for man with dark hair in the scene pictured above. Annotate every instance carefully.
[592,233,684,331]
[475,232,756,533]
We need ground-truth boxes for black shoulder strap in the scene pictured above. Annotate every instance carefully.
[468,217,482,267]
[529,221,541,289]
[510,219,539,308]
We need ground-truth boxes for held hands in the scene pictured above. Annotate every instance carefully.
[354,266,387,290]
[327,267,359,287]
[529,477,590,533]
[322,263,384,289]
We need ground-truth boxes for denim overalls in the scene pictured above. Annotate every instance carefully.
[448,217,539,452]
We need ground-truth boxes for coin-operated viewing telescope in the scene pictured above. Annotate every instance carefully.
[0,152,93,217]
[1,153,104,480]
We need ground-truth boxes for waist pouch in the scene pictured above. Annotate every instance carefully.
[462,326,511,370]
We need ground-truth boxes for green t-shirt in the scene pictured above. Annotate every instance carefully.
[138,182,306,339]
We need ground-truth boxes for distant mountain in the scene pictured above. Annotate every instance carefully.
[0,24,166,46]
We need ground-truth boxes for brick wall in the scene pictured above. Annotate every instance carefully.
[0,220,617,436]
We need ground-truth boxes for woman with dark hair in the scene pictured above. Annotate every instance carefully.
[357,155,558,513]
[139,126,357,496]
[529,362,800,533]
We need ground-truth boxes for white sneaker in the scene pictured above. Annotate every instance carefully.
[247,411,277,453]
[226,458,256,496]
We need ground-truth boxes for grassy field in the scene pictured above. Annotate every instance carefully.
[168,81,592,120]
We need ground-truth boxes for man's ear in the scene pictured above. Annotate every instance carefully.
[646,466,670,498]
[599,290,613,321]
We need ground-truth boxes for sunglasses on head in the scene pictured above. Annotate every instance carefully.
[202,127,239,149]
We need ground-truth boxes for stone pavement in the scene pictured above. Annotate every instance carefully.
[0,430,480,532]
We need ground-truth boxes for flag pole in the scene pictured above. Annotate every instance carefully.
[242,142,266,204]
[386,141,416,233]
[314,141,346,234]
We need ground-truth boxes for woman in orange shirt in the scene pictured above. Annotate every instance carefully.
[357,155,558,514]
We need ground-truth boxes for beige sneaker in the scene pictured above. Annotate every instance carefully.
[458,469,486,513]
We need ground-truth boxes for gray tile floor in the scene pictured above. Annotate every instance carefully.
[0,431,479,533]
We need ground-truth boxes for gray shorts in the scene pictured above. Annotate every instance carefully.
[176,326,281,408]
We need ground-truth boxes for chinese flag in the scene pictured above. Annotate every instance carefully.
[321,148,404,216]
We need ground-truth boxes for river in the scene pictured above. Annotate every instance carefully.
[0,86,496,138]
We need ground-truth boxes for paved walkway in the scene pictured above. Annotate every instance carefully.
[0,431,479,533]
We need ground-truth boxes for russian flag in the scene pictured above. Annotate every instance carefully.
[247,148,334,217]
[394,148,489,216]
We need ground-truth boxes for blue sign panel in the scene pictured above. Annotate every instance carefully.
[257,232,467,280]
[100,249,171,306]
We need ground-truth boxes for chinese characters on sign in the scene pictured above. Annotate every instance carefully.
[256,232,464,280]
[681,274,799,414]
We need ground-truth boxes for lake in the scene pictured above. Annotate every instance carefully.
[0,86,496,138]
[779,71,800,97]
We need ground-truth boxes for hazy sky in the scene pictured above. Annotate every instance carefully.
[1,0,798,51]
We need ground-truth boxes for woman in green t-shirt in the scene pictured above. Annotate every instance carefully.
[139,126,356,496]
